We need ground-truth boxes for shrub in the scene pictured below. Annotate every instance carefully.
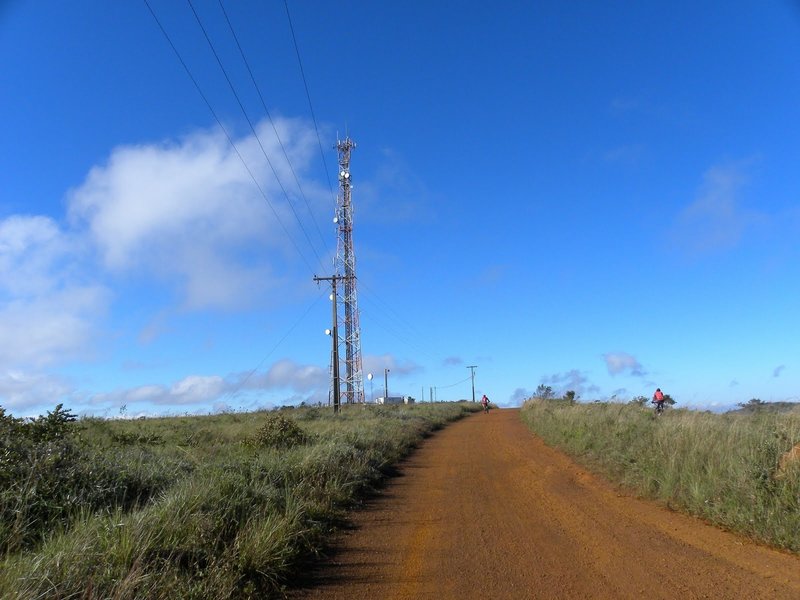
[0,404,188,555]
[250,413,309,450]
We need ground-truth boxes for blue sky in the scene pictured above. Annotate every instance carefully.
[2,1,800,417]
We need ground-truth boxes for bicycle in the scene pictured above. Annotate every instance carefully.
[653,401,665,416]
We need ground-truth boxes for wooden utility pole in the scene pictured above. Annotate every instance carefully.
[467,365,478,402]
[314,275,341,413]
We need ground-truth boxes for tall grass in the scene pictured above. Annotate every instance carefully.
[0,402,479,599]
[521,400,800,551]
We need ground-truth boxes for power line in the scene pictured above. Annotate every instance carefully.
[150,1,458,399]
[143,0,317,275]
[357,301,441,365]
[283,0,336,202]
[216,290,327,406]
[356,279,445,364]
[186,0,326,272]
[437,375,473,390]
[278,4,444,397]
[217,0,330,255]
[359,277,428,341]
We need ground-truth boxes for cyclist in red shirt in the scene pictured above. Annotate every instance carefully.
[652,388,665,414]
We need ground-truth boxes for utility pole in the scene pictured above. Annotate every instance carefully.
[314,275,341,413]
[467,365,478,402]
[384,368,390,401]
[334,137,365,404]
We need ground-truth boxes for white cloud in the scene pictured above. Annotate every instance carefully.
[259,358,327,392]
[541,369,597,397]
[509,387,532,405]
[603,144,645,165]
[0,370,74,414]
[363,353,423,377]
[0,215,72,296]
[0,215,108,412]
[88,377,233,409]
[356,148,436,225]
[0,218,107,417]
[610,97,641,113]
[0,118,329,414]
[672,161,765,255]
[603,352,646,377]
[67,118,323,310]
[85,358,330,412]
[169,375,227,404]
[0,287,108,369]
[475,265,508,286]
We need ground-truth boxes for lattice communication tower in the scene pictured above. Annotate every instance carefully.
[333,137,365,404]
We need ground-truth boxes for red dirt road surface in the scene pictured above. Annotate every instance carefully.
[295,408,800,599]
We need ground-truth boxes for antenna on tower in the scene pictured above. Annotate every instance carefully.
[334,136,365,404]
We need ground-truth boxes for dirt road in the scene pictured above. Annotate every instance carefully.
[295,408,800,599]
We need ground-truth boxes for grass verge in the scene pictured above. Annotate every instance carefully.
[520,400,800,552]
[0,402,479,599]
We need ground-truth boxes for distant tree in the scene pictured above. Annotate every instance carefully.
[663,394,676,406]
[738,398,766,408]
[630,396,649,406]
[737,398,765,412]
[535,384,554,400]
[564,390,577,404]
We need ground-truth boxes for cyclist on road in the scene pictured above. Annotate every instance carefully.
[481,394,490,413]
[652,388,665,414]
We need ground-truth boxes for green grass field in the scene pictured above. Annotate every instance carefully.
[521,400,800,552]
[0,402,480,599]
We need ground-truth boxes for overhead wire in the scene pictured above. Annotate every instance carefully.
[277,2,444,367]
[215,290,328,406]
[437,375,473,390]
[217,0,330,255]
[143,2,337,408]
[358,285,478,394]
[357,297,442,366]
[186,0,326,272]
[276,6,459,386]
[149,1,459,398]
[283,0,336,202]
[143,0,317,275]
[358,278,429,343]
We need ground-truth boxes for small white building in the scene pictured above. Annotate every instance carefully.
[375,395,415,405]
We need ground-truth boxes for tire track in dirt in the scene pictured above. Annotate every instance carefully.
[293,408,800,599]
